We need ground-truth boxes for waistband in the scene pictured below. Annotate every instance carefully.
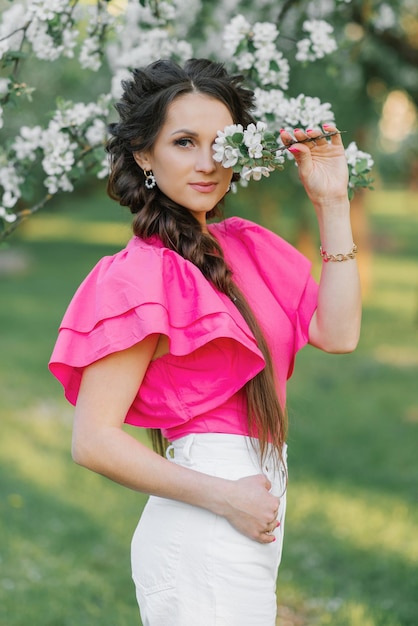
[166,433,287,470]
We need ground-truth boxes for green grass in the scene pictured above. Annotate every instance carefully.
[1,187,417,625]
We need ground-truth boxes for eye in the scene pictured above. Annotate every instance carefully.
[174,137,194,148]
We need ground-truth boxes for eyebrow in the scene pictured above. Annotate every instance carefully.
[170,129,199,136]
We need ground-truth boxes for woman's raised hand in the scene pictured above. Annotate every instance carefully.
[280,125,349,208]
[221,474,280,544]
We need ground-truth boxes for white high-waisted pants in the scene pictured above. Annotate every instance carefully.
[131,433,287,626]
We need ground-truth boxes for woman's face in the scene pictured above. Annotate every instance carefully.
[134,92,234,230]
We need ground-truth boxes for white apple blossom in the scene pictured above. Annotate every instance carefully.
[27,0,70,22]
[85,119,108,148]
[79,36,102,72]
[235,52,255,72]
[0,164,24,211]
[213,144,241,168]
[252,22,278,47]
[12,126,44,161]
[97,155,110,180]
[255,50,290,89]
[0,207,17,223]
[222,14,251,55]
[25,2,79,62]
[241,165,274,181]
[345,141,374,173]
[296,19,337,62]
[0,3,26,59]
[283,94,335,128]
[243,122,267,159]
[44,173,74,195]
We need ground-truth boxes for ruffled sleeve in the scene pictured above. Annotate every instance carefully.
[49,236,265,429]
[210,217,319,383]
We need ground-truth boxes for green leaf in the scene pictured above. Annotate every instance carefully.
[231,132,244,143]
[354,158,370,174]
[263,132,276,143]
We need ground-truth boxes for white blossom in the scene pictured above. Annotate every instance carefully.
[345,141,374,174]
[0,206,17,223]
[97,155,110,180]
[111,69,133,100]
[296,19,337,62]
[283,94,335,128]
[254,50,290,89]
[0,3,26,60]
[241,165,274,181]
[222,15,251,55]
[213,144,240,167]
[252,22,278,47]
[25,1,79,62]
[235,52,255,71]
[243,122,267,159]
[27,0,69,22]
[44,173,74,195]
[0,165,24,210]
[12,126,43,161]
[85,119,107,147]
[41,123,77,176]
[79,36,102,71]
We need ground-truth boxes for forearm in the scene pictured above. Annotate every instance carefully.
[72,424,229,515]
[309,198,362,352]
[73,423,280,543]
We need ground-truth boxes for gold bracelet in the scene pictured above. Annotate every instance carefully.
[319,243,358,262]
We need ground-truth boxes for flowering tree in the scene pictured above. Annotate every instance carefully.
[3,0,413,240]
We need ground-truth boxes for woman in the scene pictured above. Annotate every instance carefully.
[49,58,361,625]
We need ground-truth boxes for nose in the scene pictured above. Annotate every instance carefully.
[195,146,216,173]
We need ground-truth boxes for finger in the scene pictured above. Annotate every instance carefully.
[322,123,343,146]
[306,127,328,146]
[266,521,280,534]
[279,128,295,148]
[261,531,276,544]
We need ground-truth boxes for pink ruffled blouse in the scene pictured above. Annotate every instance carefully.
[49,217,318,441]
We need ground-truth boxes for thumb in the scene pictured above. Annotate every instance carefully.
[261,475,272,491]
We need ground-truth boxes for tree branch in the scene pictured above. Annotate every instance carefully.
[276,0,304,26]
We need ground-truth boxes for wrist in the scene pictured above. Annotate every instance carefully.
[314,200,350,215]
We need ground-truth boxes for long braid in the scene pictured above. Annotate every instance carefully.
[132,198,287,467]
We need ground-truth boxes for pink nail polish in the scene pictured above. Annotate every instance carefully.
[288,145,301,154]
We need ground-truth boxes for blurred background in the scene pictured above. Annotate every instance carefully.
[0,1,417,625]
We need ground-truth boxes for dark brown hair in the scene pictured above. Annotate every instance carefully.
[107,58,287,465]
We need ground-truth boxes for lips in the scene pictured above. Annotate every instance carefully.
[189,182,217,193]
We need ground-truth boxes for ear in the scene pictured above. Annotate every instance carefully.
[133,151,152,171]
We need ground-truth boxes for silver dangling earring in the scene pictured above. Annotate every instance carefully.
[144,169,156,190]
